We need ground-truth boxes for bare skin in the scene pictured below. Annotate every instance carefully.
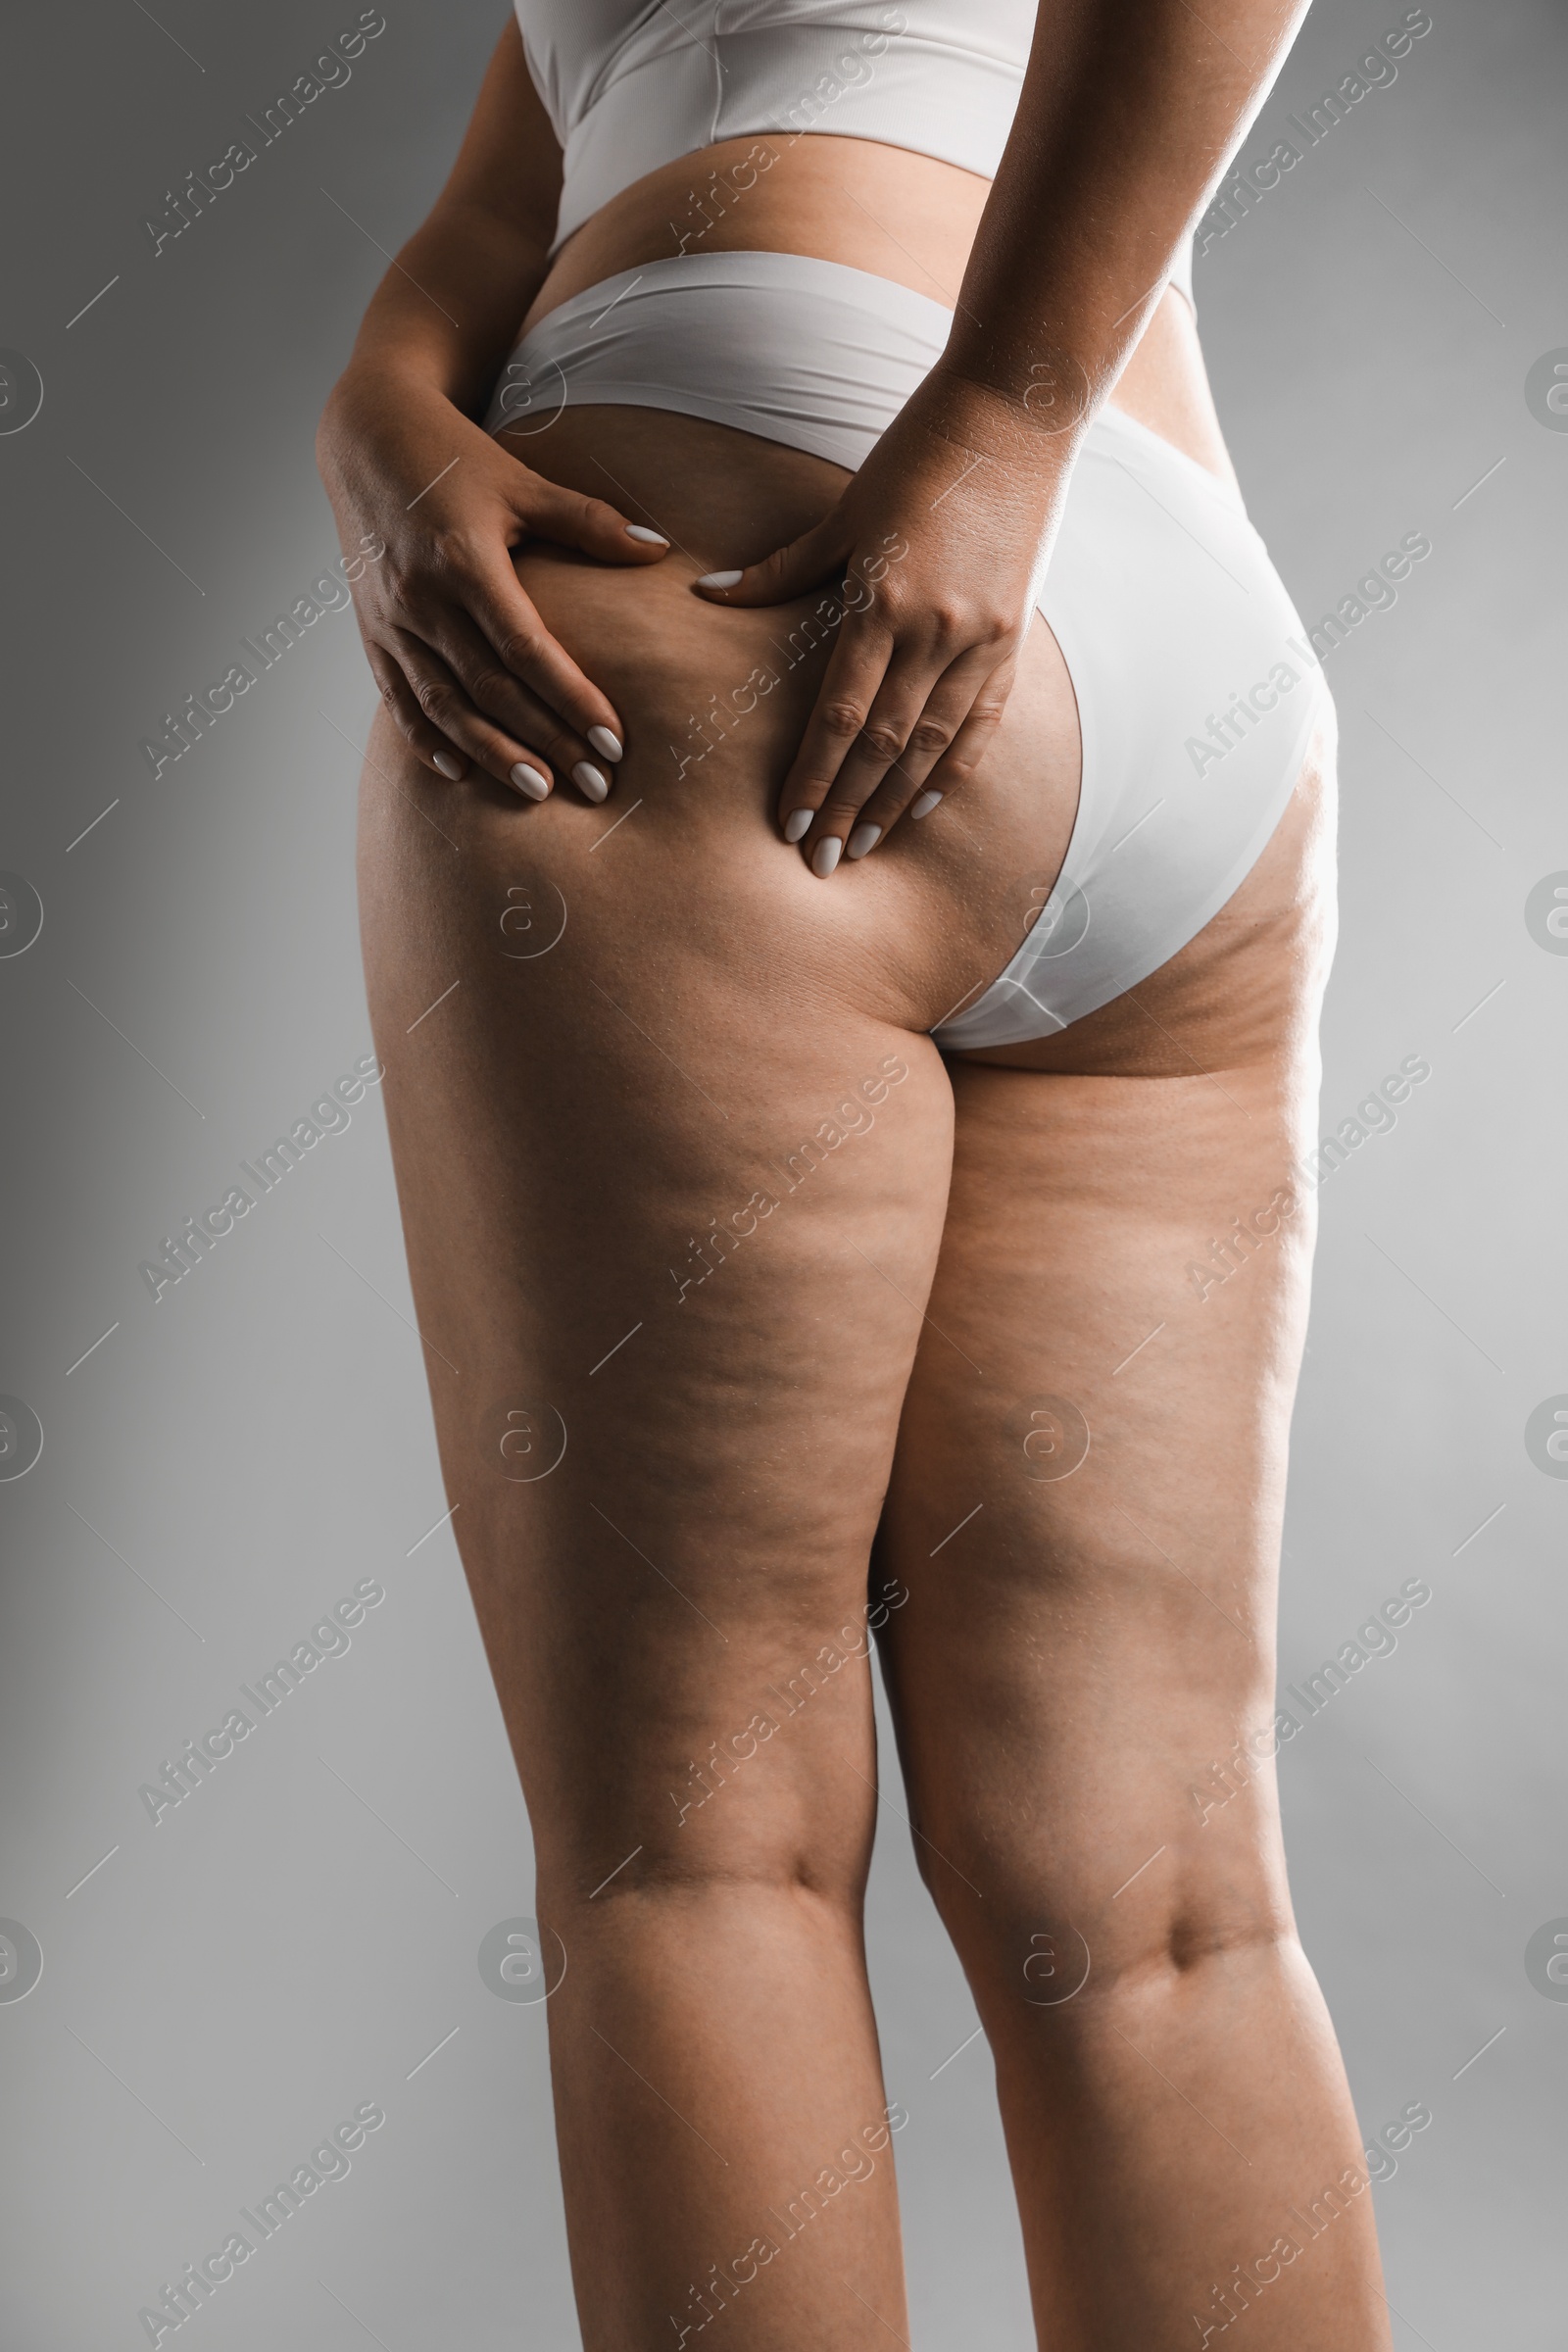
[323,12,1392,2348]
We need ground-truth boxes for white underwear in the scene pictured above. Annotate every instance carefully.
[482,251,1327,1049]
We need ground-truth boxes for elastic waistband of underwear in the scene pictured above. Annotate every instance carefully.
[485,249,1238,511]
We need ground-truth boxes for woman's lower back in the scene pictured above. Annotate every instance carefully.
[520,130,1236,483]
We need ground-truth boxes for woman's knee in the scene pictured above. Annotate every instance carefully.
[499,1555,906,1894]
[529,1692,883,1914]
[921,1806,1298,2030]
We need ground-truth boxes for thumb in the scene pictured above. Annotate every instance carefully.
[693,512,854,607]
[514,475,672,566]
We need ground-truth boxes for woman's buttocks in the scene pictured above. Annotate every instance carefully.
[410,393,1083,1044]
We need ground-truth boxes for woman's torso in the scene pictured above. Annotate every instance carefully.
[511,2,1234,482]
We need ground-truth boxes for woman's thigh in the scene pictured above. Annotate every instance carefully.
[874,721,1339,1959]
[354,408,1085,1877]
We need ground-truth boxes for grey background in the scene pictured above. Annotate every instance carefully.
[1,1,1563,2344]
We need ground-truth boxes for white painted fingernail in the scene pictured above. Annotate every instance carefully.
[909,790,944,820]
[573,761,610,803]
[625,524,668,545]
[587,725,623,762]
[510,762,551,801]
[432,751,462,780]
[696,568,743,589]
[847,823,881,859]
[783,808,813,844]
[811,836,842,878]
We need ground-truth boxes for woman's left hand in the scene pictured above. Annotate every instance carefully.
[693,368,1075,876]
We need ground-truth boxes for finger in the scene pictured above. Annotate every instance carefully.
[842,648,1016,851]
[510,472,672,567]
[463,559,629,772]
[415,610,618,801]
[365,645,474,785]
[692,511,855,607]
[381,632,564,803]
[878,658,1018,836]
[771,626,898,874]
[808,649,968,840]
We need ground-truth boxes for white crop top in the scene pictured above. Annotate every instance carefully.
[516,1,1196,299]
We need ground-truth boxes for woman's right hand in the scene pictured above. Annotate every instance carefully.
[316,370,671,803]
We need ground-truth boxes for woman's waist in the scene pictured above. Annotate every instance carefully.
[495,191,1229,487]
[520,132,990,342]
